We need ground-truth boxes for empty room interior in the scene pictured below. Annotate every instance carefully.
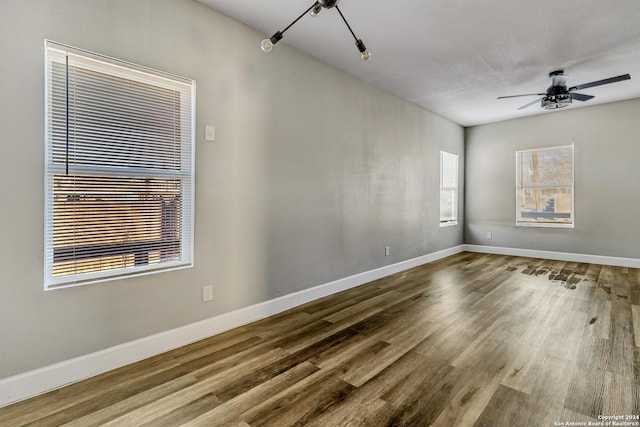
[1,0,640,425]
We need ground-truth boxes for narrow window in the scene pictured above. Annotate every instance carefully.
[440,151,458,226]
[44,41,195,289]
[516,145,574,227]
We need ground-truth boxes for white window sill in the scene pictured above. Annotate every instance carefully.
[440,221,458,228]
[516,222,574,229]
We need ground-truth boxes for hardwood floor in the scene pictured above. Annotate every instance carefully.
[1,252,639,426]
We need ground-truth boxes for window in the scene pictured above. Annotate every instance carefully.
[516,144,574,227]
[44,41,195,289]
[440,151,458,226]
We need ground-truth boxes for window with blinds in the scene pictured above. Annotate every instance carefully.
[440,151,458,226]
[516,144,574,227]
[44,41,195,289]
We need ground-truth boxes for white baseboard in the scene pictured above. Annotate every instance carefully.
[0,245,464,408]
[463,244,640,268]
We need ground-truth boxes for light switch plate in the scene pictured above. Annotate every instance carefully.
[205,125,215,142]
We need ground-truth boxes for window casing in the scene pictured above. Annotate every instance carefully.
[44,41,195,289]
[440,151,458,226]
[516,144,574,228]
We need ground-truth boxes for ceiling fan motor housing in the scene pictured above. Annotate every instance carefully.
[543,71,572,109]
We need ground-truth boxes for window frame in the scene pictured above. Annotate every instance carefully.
[515,144,574,228]
[44,40,195,289]
[439,150,459,227]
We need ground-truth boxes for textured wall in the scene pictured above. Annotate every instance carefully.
[465,98,640,258]
[0,0,463,378]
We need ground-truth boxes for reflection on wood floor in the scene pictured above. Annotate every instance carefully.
[1,252,639,426]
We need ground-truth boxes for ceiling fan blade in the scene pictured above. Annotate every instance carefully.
[569,74,630,91]
[517,98,542,110]
[571,92,595,102]
[497,93,546,99]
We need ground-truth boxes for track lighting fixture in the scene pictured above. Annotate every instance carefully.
[260,0,371,61]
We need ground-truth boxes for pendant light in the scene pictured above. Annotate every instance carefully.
[261,0,371,61]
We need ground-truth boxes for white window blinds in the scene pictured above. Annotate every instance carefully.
[44,41,195,289]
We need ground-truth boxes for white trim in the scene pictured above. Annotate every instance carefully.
[515,222,574,229]
[0,245,464,408]
[463,244,640,268]
[439,221,459,227]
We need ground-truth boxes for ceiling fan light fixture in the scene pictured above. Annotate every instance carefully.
[541,94,572,110]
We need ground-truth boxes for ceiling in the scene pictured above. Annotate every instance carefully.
[196,0,640,127]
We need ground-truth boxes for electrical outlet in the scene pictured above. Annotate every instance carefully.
[385,246,390,256]
[202,285,213,302]
[486,232,492,240]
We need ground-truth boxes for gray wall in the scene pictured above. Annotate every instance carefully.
[465,98,640,258]
[0,0,463,378]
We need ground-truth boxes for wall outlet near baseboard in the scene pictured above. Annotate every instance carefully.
[202,285,213,302]
[486,232,492,240]
[385,246,390,256]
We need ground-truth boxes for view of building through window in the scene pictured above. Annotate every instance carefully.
[516,145,574,227]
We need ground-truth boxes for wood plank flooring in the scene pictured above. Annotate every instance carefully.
[1,252,639,426]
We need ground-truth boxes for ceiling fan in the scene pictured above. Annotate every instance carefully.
[498,70,631,111]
